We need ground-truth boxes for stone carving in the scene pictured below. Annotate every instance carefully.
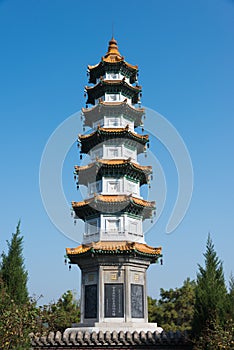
[131,284,144,318]
[104,284,124,318]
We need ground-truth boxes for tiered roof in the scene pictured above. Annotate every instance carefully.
[74,158,152,186]
[82,100,144,127]
[79,125,148,154]
[85,79,141,105]
[66,241,162,261]
[72,194,155,220]
[88,38,138,84]
[67,38,161,276]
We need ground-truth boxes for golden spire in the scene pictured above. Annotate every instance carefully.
[102,37,123,62]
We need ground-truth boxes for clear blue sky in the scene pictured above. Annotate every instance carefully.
[0,0,234,305]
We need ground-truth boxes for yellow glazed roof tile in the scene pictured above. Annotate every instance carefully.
[88,38,138,70]
[82,100,144,114]
[66,241,162,256]
[72,195,155,208]
[85,79,141,92]
[79,126,149,141]
[74,159,152,172]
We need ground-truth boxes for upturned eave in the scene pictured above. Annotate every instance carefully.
[66,241,162,262]
[72,194,155,220]
[85,79,141,105]
[82,100,145,128]
[79,126,148,154]
[74,158,152,186]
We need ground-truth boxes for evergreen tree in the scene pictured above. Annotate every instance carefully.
[148,278,196,331]
[228,273,234,320]
[194,318,234,350]
[148,296,160,323]
[0,221,28,304]
[192,234,228,337]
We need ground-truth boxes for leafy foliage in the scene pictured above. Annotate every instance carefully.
[148,278,196,332]
[0,221,28,305]
[0,223,39,349]
[0,221,81,347]
[0,280,80,348]
[192,234,228,337]
[0,277,40,350]
[194,318,234,350]
[40,290,80,332]
[148,295,160,322]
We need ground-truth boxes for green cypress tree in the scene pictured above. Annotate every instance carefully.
[192,234,227,337]
[0,221,28,305]
[228,273,234,320]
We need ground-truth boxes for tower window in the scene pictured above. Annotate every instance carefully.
[126,181,137,195]
[87,219,99,234]
[89,181,102,195]
[107,180,120,193]
[106,219,120,232]
[106,94,119,102]
[93,118,104,129]
[90,147,103,160]
[106,117,120,127]
[129,221,137,234]
[106,73,119,80]
[106,147,120,158]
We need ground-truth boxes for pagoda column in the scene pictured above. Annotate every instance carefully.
[66,38,162,333]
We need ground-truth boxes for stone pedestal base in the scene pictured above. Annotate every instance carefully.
[65,322,163,334]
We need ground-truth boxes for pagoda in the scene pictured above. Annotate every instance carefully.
[66,38,162,332]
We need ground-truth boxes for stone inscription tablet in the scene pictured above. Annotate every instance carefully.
[85,284,97,318]
[131,284,144,318]
[105,283,124,318]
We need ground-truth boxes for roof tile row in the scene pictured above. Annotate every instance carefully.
[31,330,192,348]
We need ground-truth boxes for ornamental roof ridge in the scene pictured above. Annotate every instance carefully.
[79,126,149,140]
[82,99,144,113]
[66,240,162,256]
[72,194,155,208]
[87,37,138,71]
[74,158,152,172]
[85,79,142,91]
[103,37,123,61]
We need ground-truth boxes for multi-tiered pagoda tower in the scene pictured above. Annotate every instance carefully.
[66,38,162,332]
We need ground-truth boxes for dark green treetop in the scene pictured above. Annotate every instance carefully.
[148,278,196,332]
[0,221,28,305]
[192,234,228,336]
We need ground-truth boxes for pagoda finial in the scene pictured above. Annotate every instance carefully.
[112,21,114,38]
[103,37,123,62]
